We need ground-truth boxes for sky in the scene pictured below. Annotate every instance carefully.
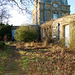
[9,6,33,26]
[9,0,75,26]
[68,0,75,14]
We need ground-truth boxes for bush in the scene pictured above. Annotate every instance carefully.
[0,42,5,48]
[0,23,12,41]
[14,26,39,42]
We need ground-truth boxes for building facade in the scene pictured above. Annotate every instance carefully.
[40,14,75,48]
[32,0,70,25]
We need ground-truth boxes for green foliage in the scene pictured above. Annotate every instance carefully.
[14,26,39,42]
[0,23,12,41]
[0,43,11,72]
[0,41,5,48]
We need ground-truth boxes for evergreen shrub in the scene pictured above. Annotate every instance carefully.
[0,42,5,48]
[0,23,12,41]
[14,26,39,42]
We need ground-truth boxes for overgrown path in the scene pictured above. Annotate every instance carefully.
[3,46,23,75]
[0,42,75,75]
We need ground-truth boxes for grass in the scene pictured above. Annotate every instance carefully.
[18,49,75,74]
[0,42,75,75]
[0,42,12,73]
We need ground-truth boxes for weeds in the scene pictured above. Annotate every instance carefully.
[0,42,11,72]
[0,42,75,75]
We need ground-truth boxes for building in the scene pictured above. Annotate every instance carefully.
[40,20,54,42]
[40,14,75,48]
[52,14,75,48]
[32,0,70,25]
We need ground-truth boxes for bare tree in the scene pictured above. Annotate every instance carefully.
[8,0,34,14]
[0,0,34,23]
[0,0,11,23]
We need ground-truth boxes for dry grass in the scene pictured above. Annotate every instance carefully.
[0,42,75,75]
[11,42,75,75]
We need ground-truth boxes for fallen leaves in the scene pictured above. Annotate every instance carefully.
[0,42,75,75]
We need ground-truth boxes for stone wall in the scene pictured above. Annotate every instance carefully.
[52,14,75,47]
[40,20,54,42]
[40,14,75,48]
[69,21,75,49]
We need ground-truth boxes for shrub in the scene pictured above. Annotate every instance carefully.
[14,26,39,42]
[0,42,5,48]
[0,23,12,41]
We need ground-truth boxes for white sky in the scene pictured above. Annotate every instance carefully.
[9,10,32,25]
[9,7,32,26]
[68,0,75,14]
[9,0,75,26]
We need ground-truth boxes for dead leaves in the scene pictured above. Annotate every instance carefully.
[0,42,75,75]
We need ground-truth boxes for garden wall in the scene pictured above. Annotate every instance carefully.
[69,21,75,49]
[52,14,75,48]
[40,20,54,42]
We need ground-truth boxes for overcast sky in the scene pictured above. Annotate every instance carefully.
[9,0,75,26]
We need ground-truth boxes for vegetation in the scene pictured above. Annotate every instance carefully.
[41,20,54,46]
[0,23,12,41]
[14,26,39,42]
[0,0,11,23]
[8,0,34,14]
[0,41,5,48]
[0,42,11,73]
[0,0,34,16]
[0,42,75,75]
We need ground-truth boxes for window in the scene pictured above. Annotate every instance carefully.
[53,13,58,20]
[52,27,56,38]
